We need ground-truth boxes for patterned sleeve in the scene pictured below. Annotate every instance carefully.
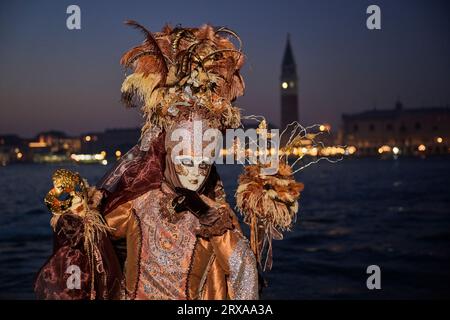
[209,228,259,300]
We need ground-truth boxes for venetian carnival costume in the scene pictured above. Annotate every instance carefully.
[97,109,259,299]
[34,21,306,300]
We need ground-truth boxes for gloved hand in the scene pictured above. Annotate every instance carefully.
[174,187,219,226]
[173,187,209,214]
[87,187,104,210]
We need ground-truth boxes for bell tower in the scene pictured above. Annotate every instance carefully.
[280,34,299,130]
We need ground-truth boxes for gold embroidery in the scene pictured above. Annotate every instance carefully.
[132,189,199,299]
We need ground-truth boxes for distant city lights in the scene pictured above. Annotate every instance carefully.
[70,153,105,162]
[29,141,47,148]
[378,145,391,154]
[1,119,447,167]
[346,146,357,155]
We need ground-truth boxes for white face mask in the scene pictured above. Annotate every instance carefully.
[174,155,212,191]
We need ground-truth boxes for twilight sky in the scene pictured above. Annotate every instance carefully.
[0,0,449,138]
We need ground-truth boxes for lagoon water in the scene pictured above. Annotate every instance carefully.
[1,157,449,299]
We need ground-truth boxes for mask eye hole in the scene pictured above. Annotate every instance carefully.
[198,161,209,169]
[180,157,194,167]
[57,192,72,202]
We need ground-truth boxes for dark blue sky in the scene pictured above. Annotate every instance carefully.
[1,0,449,138]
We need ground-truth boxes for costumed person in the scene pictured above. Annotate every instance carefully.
[98,110,259,299]
[35,19,315,300]
[35,20,261,300]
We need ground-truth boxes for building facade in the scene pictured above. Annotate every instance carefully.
[80,128,140,160]
[342,102,450,156]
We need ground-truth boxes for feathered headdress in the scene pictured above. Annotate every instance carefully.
[120,20,244,150]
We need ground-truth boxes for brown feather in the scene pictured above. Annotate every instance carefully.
[122,20,168,85]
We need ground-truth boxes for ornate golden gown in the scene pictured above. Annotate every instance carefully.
[105,181,258,300]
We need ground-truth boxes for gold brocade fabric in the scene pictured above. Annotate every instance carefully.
[104,183,258,300]
[133,186,199,299]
